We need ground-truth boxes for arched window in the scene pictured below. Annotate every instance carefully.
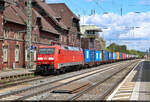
[15,45,20,62]
[3,44,8,62]
[34,46,37,61]
[25,46,28,61]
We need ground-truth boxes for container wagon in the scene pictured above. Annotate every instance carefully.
[83,49,95,67]
[102,50,109,63]
[109,52,113,63]
[113,52,117,62]
[116,52,120,61]
[94,51,101,65]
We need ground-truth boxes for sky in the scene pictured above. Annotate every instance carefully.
[46,0,150,52]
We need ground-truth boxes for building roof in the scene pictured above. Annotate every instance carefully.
[80,25,102,34]
[3,1,59,35]
[33,9,60,35]
[4,4,26,25]
[33,0,67,30]
[48,3,80,28]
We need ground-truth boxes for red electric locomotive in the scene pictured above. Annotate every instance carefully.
[35,45,84,74]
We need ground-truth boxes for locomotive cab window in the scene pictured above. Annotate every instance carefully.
[39,48,55,54]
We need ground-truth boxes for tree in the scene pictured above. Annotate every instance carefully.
[106,43,144,57]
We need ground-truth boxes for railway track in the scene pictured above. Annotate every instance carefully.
[67,60,140,100]
[106,60,143,101]
[0,76,45,89]
[0,60,133,100]
[0,60,126,90]
[0,60,125,90]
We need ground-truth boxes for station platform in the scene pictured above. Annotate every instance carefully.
[0,68,35,80]
[107,60,150,101]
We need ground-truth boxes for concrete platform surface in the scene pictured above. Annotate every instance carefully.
[107,60,150,101]
[0,68,35,78]
[137,61,150,100]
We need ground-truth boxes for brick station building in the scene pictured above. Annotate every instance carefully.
[48,3,81,47]
[0,0,81,70]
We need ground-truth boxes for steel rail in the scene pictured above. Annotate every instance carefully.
[98,61,139,100]
[14,61,131,100]
[0,60,124,90]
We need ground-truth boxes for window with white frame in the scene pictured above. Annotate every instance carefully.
[14,32,17,39]
[17,32,20,39]
[3,45,8,62]
[24,34,27,41]
[64,36,67,43]
[60,35,62,42]
[69,36,71,43]
[25,49,28,61]
[4,29,9,38]
[14,32,20,40]
[33,35,38,42]
[15,45,20,62]
[34,50,37,61]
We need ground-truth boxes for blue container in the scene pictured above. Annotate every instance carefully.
[99,51,103,61]
[126,54,128,59]
[95,51,100,62]
[90,50,95,62]
[120,53,122,60]
[113,52,117,60]
[83,49,90,63]
[109,52,113,60]
[102,50,109,61]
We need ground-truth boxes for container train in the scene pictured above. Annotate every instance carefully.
[35,45,138,75]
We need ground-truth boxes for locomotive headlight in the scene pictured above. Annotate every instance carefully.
[38,57,43,60]
[48,57,54,60]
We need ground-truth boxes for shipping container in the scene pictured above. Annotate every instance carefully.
[113,52,117,60]
[83,49,91,63]
[100,51,103,61]
[116,52,120,60]
[90,50,95,62]
[102,50,109,61]
[109,52,113,60]
[128,54,131,58]
[95,51,100,62]
[120,53,122,60]
[122,53,126,59]
[125,53,127,59]
[126,54,128,59]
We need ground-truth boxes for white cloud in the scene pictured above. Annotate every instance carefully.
[139,0,150,5]
[80,12,150,51]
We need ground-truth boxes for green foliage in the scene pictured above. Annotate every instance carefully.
[106,43,144,57]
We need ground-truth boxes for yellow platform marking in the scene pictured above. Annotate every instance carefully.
[107,60,142,101]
